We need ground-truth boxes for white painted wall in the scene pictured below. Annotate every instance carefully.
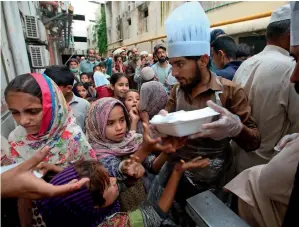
[71,1,103,53]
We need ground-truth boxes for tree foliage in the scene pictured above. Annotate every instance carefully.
[95,5,107,55]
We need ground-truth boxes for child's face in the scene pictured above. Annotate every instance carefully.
[81,75,89,83]
[111,77,129,99]
[124,91,140,112]
[6,92,43,135]
[100,66,106,73]
[76,85,88,99]
[102,177,119,207]
[94,67,101,72]
[69,61,79,69]
[105,105,127,142]
[117,57,122,64]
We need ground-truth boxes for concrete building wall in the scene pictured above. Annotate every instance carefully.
[1,1,73,138]
[72,1,102,54]
[87,4,102,50]
[105,1,287,54]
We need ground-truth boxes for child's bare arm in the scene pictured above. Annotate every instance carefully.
[158,157,210,213]
[152,153,169,173]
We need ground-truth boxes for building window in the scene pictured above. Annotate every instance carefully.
[73,36,87,42]
[143,8,148,18]
[128,18,131,26]
[73,14,85,21]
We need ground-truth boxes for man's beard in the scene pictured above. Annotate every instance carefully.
[180,67,201,93]
[132,55,139,61]
[295,82,299,94]
[88,56,96,61]
[158,56,167,63]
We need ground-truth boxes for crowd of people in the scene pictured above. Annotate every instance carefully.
[1,1,299,227]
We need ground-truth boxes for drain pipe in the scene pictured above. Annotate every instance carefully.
[3,1,31,75]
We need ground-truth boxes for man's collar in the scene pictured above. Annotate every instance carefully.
[157,61,169,67]
[264,45,290,56]
[69,93,79,104]
[86,59,96,63]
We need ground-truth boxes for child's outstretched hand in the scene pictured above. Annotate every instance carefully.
[161,137,187,154]
[142,123,176,153]
[174,157,210,173]
[120,155,145,179]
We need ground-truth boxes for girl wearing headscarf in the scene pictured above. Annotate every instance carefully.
[37,158,209,227]
[5,73,96,165]
[86,97,182,210]
[4,73,96,227]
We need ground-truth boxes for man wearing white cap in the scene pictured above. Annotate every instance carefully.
[148,2,260,211]
[232,4,299,173]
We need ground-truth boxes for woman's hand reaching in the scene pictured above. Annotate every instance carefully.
[1,146,90,200]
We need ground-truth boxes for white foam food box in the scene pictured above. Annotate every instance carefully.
[150,107,220,137]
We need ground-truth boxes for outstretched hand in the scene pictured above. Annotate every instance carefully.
[120,155,145,179]
[161,136,187,154]
[174,157,210,173]
[1,146,90,200]
[142,123,176,153]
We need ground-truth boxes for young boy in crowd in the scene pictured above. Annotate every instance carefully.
[99,62,110,80]
[93,65,102,73]
[44,65,90,132]
[68,58,81,81]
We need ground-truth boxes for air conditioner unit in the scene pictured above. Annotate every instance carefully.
[25,15,40,39]
[28,45,48,68]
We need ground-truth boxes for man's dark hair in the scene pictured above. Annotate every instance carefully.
[266,19,291,40]
[127,50,132,57]
[67,58,79,67]
[44,65,74,87]
[87,48,96,54]
[185,56,211,69]
[236,43,254,59]
[211,36,237,59]
[154,44,166,54]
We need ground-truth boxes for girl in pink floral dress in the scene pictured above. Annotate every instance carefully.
[5,73,95,166]
[4,73,96,227]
